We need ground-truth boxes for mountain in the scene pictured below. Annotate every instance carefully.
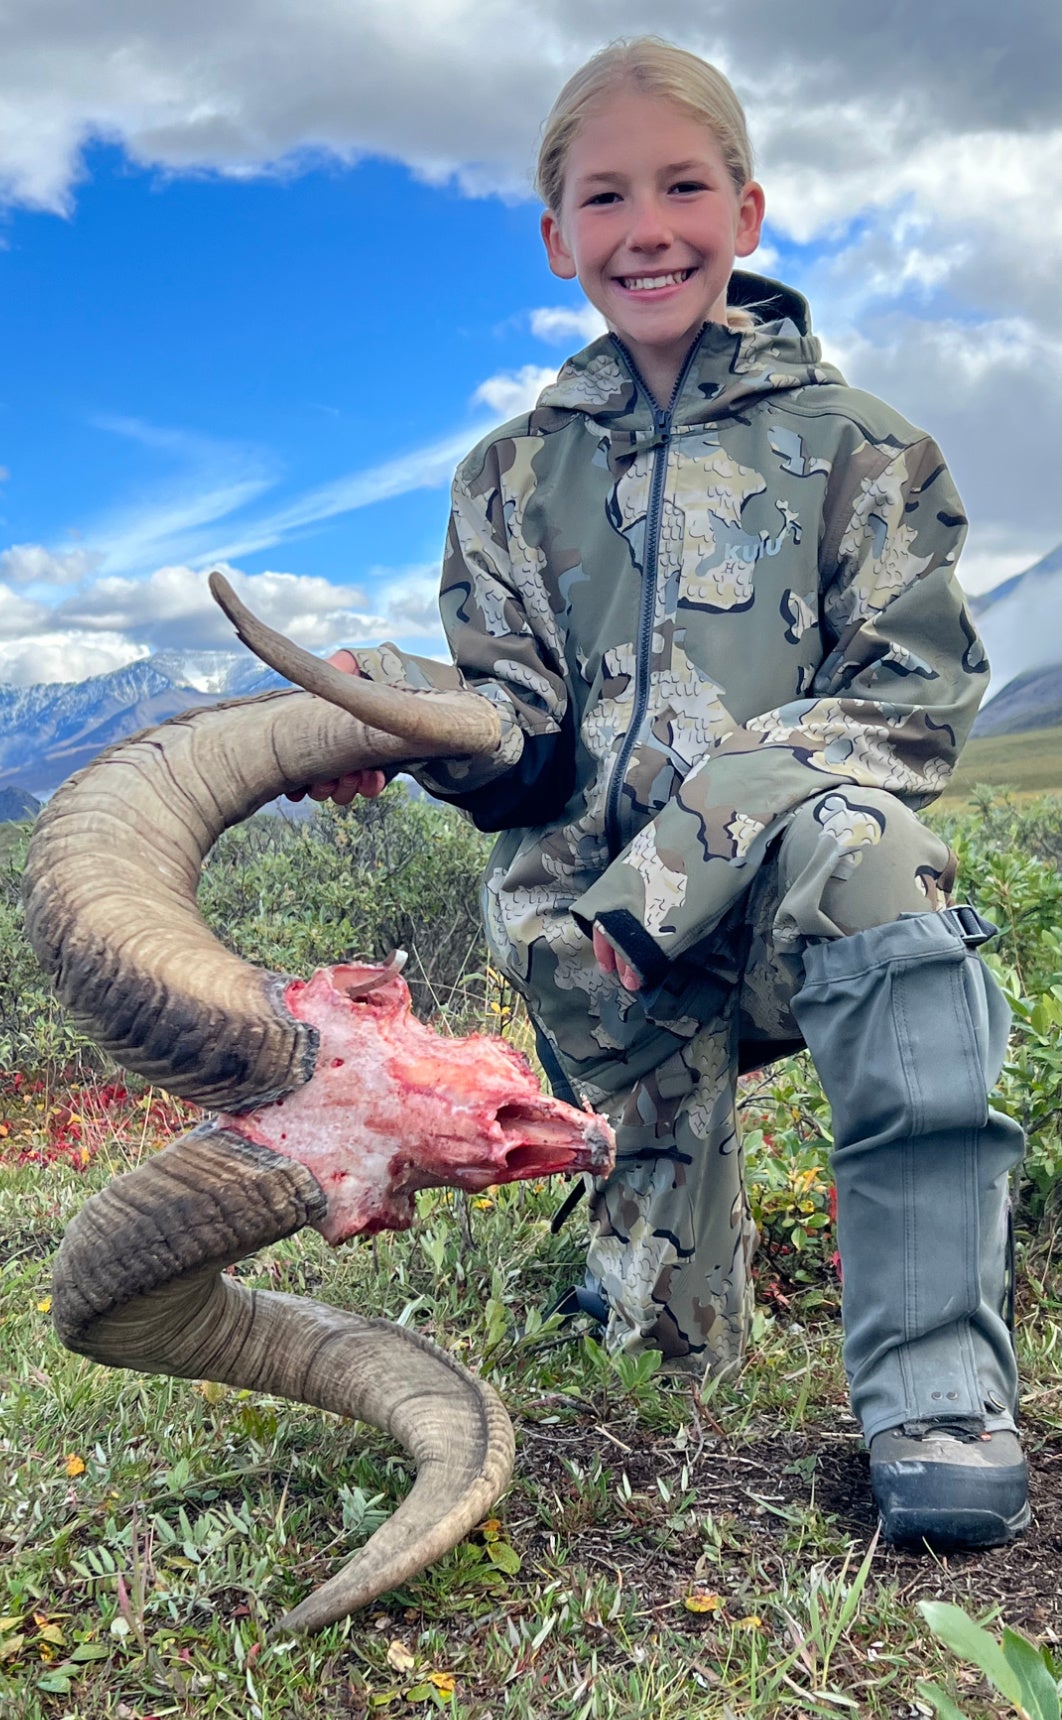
[972,664,1062,738]
[0,652,284,798]
[973,542,1062,736]
[4,538,1060,797]
[0,785,41,822]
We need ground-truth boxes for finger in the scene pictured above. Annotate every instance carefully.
[592,923,617,975]
[307,781,340,802]
[327,649,360,675]
[617,958,643,993]
[331,769,387,805]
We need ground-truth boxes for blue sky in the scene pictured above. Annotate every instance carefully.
[1,1,1060,686]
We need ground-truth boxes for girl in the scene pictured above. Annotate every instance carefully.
[311,38,1028,1550]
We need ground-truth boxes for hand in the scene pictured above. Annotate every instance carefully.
[592,922,643,992]
[285,650,388,805]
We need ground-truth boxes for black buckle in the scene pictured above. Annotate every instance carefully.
[942,904,997,948]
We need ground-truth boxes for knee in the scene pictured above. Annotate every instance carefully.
[778,789,956,937]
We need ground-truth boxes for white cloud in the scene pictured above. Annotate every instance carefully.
[55,563,377,651]
[2,1,1056,315]
[25,557,442,663]
[197,427,483,567]
[0,631,151,687]
[364,563,448,639]
[81,417,275,574]
[9,417,475,590]
[955,533,1054,601]
[0,542,99,586]
[0,549,452,684]
[473,365,559,419]
[0,583,48,637]
[744,237,779,276]
[531,304,606,345]
[803,309,1062,583]
[3,1,1059,648]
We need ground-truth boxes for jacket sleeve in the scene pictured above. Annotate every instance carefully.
[572,435,988,984]
[352,441,576,831]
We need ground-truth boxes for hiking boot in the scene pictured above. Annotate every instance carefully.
[545,1283,610,1327]
[870,1417,1030,1549]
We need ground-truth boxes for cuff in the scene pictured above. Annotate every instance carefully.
[571,905,670,989]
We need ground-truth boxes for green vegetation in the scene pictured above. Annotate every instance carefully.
[0,791,499,1079]
[919,1602,1062,1718]
[2,789,1062,1716]
[941,726,1062,804]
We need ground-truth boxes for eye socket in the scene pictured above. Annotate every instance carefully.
[670,179,708,195]
[584,190,621,207]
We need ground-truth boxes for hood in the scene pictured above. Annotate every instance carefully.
[536,271,846,442]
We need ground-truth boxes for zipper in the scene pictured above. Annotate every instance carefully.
[603,336,700,857]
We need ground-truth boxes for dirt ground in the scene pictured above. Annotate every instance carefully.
[513,1406,1062,1641]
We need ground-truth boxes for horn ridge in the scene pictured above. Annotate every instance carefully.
[52,1129,515,1634]
[22,691,423,1106]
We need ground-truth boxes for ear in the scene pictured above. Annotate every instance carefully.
[541,209,578,281]
[734,181,766,259]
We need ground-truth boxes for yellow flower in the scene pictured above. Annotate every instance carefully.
[64,1454,85,1477]
[36,1296,52,1315]
[683,1588,723,1614]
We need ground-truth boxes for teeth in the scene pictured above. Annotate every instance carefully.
[621,270,691,291]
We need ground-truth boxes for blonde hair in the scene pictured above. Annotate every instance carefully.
[536,38,759,333]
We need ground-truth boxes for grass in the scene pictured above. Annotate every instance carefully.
[3,1084,1060,1719]
[2,788,1061,1716]
[940,726,1062,804]
[0,821,32,862]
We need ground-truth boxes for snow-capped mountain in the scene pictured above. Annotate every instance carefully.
[0,651,284,798]
[972,542,1062,736]
[3,540,1060,800]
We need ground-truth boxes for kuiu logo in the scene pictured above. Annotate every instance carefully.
[723,502,802,564]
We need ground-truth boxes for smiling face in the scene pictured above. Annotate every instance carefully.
[541,88,765,405]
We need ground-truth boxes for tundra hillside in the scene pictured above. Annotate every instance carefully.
[2,786,1062,1719]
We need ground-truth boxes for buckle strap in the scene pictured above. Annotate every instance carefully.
[899,1415,985,1443]
[550,1179,587,1234]
[941,904,998,948]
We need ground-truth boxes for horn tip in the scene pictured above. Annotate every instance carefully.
[209,569,241,622]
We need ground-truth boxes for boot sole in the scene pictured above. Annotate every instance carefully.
[879,1498,1031,1550]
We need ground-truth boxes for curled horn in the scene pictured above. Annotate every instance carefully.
[53,1127,515,1635]
[25,582,526,1633]
[23,578,501,1110]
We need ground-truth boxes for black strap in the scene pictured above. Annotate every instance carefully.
[941,904,998,947]
[550,1180,588,1235]
[899,1415,985,1442]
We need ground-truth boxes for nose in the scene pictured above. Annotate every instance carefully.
[626,194,672,251]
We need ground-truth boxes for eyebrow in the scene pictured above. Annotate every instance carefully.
[576,160,712,187]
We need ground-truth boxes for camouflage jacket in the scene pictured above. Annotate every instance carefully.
[354,274,987,987]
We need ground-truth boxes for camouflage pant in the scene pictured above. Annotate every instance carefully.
[519,788,958,1380]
